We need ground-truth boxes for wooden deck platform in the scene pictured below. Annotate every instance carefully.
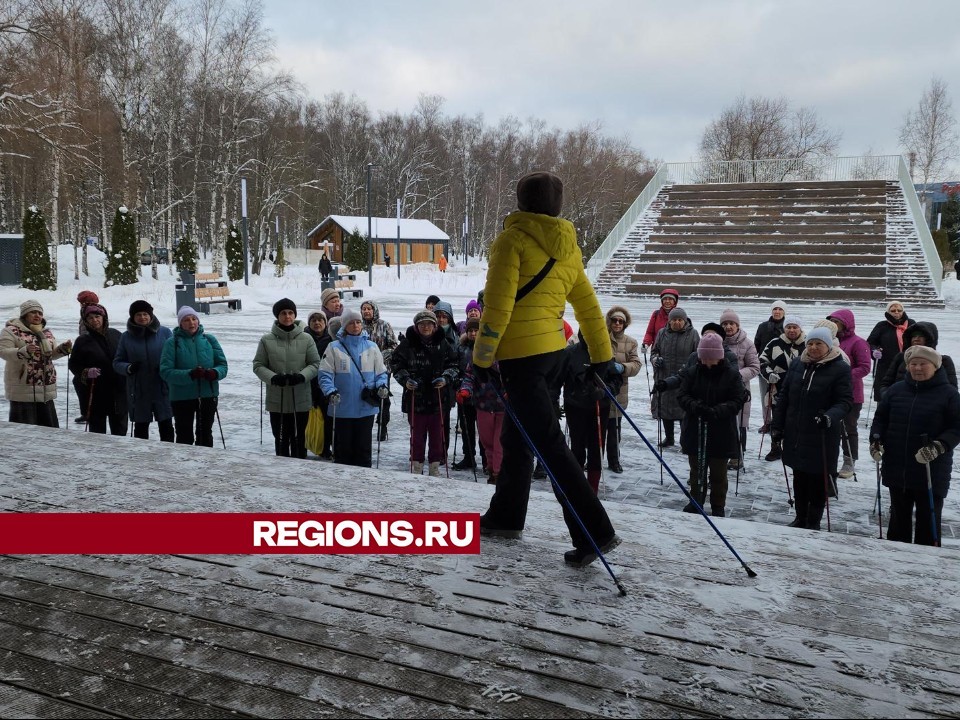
[1,423,958,718]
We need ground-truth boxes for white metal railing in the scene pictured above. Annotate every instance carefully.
[665,155,901,185]
[897,156,943,293]
[586,164,669,283]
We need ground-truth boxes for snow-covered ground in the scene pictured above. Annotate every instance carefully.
[2,248,958,544]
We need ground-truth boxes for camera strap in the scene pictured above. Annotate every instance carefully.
[340,342,372,391]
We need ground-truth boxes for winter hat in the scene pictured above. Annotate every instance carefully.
[806,327,833,347]
[668,308,688,321]
[771,300,788,314]
[701,322,724,337]
[516,171,563,217]
[77,290,99,306]
[784,315,803,329]
[465,318,480,332]
[272,298,297,318]
[414,310,438,327]
[697,333,725,362]
[129,300,153,318]
[340,308,361,326]
[904,345,942,369]
[177,306,199,324]
[327,317,343,338]
[308,311,326,326]
[719,309,740,327]
[813,318,838,339]
[19,299,44,318]
[425,294,441,308]
[320,288,340,309]
[83,304,106,318]
[886,300,905,313]
[660,288,680,302]
[465,299,482,316]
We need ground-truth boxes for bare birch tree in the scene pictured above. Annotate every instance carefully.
[900,77,959,203]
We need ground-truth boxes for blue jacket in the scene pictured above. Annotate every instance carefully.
[114,316,173,423]
[318,329,388,419]
[160,326,228,402]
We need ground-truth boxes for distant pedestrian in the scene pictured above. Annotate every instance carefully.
[384,253,391,268]
[642,288,679,352]
[318,252,333,281]
[438,254,448,272]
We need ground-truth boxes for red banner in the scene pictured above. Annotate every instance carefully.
[0,513,480,554]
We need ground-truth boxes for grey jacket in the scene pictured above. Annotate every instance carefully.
[253,320,321,413]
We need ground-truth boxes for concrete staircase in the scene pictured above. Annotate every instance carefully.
[593,179,942,305]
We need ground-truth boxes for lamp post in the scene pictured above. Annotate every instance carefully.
[240,178,249,286]
[366,163,377,287]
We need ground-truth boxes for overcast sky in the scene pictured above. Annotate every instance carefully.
[262,0,960,166]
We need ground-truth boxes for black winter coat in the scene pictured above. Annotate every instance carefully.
[866,312,914,399]
[561,340,623,411]
[772,352,853,476]
[69,323,127,418]
[754,317,785,355]
[870,368,960,498]
[876,322,957,398]
[390,325,459,415]
[677,360,747,459]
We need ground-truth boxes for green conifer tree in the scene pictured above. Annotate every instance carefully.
[226,225,244,281]
[104,206,138,287]
[343,228,369,272]
[274,235,288,278]
[173,233,198,274]
[21,205,54,290]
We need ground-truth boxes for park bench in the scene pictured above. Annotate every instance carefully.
[193,273,242,312]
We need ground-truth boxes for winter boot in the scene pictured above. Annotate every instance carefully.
[764,439,782,462]
[532,461,546,479]
[564,534,621,568]
[452,457,476,471]
[586,468,601,495]
[488,472,498,486]
[838,456,855,479]
[712,507,725,518]
[411,462,423,475]
[788,505,807,528]
[806,504,825,531]
[428,461,441,477]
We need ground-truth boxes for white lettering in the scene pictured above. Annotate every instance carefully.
[276,520,299,546]
[424,520,449,547]
[252,521,276,546]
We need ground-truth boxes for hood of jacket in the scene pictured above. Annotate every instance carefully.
[902,321,939,348]
[433,300,456,326]
[503,211,579,261]
[606,305,633,331]
[827,308,858,338]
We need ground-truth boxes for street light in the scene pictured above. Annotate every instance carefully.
[366,163,378,287]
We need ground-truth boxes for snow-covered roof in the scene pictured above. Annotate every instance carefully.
[308,215,449,242]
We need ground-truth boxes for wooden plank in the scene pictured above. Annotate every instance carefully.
[194,286,230,298]
[193,273,220,281]
[0,684,118,719]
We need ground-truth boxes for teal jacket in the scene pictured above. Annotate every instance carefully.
[160,326,228,402]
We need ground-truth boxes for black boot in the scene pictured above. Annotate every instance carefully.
[806,504,825,531]
[788,504,807,528]
[764,439,782,462]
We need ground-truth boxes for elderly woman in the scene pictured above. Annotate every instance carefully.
[870,346,960,545]
[771,327,853,530]
[720,309,760,469]
[0,299,72,426]
[866,301,914,401]
[320,287,342,320]
[318,308,389,467]
[605,306,641,473]
[651,307,698,449]
[69,304,127,435]
[160,306,228,447]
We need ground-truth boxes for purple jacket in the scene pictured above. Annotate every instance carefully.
[828,308,872,404]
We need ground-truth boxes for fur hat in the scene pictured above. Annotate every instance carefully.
[904,345,942,369]
[701,322,724,337]
[129,300,153,318]
[720,309,740,327]
[668,307,688,321]
[272,298,297,318]
[697,333,725,362]
[19,299,44,317]
[414,310,438,327]
[771,300,788,314]
[465,318,480,332]
[516,171,563,217]
[77,290,100,306]
[327,316,343,338]
[177,306,199,324]
[320,288,340,309]
[465,299,482,315]
[340,308,361,327]
[83,304,106,318]
[806,327,833,347]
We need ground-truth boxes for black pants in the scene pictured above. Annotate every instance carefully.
[567,403,608,471]
[87,411,128,436]
[73,375,89,418]
[662,419,675,444]
[270,411,309,458]
[458,402,478,461]
[487,350,615,550]
[334,415,375,467]
[606,416,621,464]
[171,398,218,447]
[134,418,174,442]
[840,403,862,460]
[887,484,944,545]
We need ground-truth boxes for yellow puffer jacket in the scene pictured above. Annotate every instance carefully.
[474,212,612,366]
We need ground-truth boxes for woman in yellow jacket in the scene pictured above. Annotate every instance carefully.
[473,171,620,568]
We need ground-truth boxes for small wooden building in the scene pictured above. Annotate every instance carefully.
[306,215,449,265]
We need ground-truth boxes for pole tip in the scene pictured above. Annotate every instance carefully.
[745,566,758,578]
[617,583,628,597]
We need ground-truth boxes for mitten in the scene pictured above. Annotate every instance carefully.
[869,442,884,462]
[287,373,305,386]
[270,374,288,387]
[915,441,945,464]
[328,392,341,406]
[203,369,218,381]
[813,413,831,429]
[377,385,390,399]
[85,367,101,380]
[189,367,205,380]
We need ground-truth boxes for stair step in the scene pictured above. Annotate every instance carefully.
[652,225,884,235]
[671,180,889,192]
[640,251,883,264]
[628,272,885,290]
[632,262,885,278]
[623,282,887,302]
[667,197,886,207]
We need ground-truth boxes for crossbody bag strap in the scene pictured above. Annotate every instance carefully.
[515,257,556,303]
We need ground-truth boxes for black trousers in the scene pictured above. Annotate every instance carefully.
[605,416,621,464]
[73,375,89,418]
[87,410,128,436]
[567,403,608,471]
[171,397,218,447]
[458,402,478,461]
[270,411,309,458]
[486,350,615,550]
[134,418,174,442]
[334,415,375,467]
[887,484,944,546]
[377,390,391,430]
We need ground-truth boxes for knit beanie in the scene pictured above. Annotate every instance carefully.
[465,299,481,315]
[697,333,725,361]
[307,311,326,326]
[425,294,441,308]
[272,298,297,319]
[806,327,833,347]
[83,304,106,318]
[668,308,688,321]
[609,310,627,323]
[904,345,942,369]
[320,288,340,309]
[516,171,563,217]
[340,308,361,327]
[771,300,788,315]
[720,309,740,327]
[660,288,680,302]
[177,306,199,324]
[784,315,803,329]
[19,299,44,318]
[77,290,99,306]
[414,310,438,326]
[129,300,153,318]
[327,317,343,338]
[813,318,838,339]
[886,300,905,313]
[465,318,480,332]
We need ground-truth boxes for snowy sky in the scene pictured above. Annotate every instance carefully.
[263,0,960,164]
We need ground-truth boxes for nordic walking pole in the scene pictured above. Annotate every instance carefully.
[210,379,225,449]
[598,380,757,578]
[437,386,450,478]
[820,425,832,532]
[657,389,664,485]
[641,346,651,394]
[65,368,70,427]
[495,384,628,596]
[376,396,384,468]
[409,386,416,474]
[452,399,460,465]
[919,433,940,547]
[871,438,883,539]
[697,416,708,508]
[735,404,745,496]
[260,382,264,445]
[863,359,876,429]
[84,377,96,432]
[595,400,605,499]
[781,457,794,507]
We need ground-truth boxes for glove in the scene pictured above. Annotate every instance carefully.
[641,344,649,353]
[652,357,664,369]
[328,392,341,406]
[189,367,205,380]
[405,379,419,391]
[432,376,447,388]
[653,378,669,393]
[770,428,784,443]
[287,373,305,386]
[869,442,884,462]
[872,348,883,360]
[270,374,288,387]
[126,362,141,375]
[767,372,779,384]
[614,362,625,374]
[377,385,389,399]
[813,413,831,429]
[203,369,218,381]
[57,340,72,354]
[586,361,610,387]
[702,406,719,420]
[456,389,470,403]
[915,441,945,464]
[687,400,706,417]
[85,367,101,380]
